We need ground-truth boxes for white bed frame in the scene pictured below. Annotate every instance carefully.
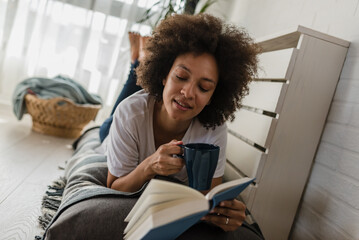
[223,26,350,240]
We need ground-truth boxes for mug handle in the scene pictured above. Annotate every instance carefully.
[175,144,185,158]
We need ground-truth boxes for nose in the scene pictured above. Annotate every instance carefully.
[181,81,195,99]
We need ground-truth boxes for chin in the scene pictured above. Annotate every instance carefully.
[170,112,193,123]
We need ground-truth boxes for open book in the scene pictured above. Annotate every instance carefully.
[123,177,255,240]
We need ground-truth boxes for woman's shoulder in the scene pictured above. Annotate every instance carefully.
[188,119,227,144]
[192,119,227,133]
[115,90,154,120]
[121,89,152,107]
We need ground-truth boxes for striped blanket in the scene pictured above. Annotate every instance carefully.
[37,127,264,240]
[38,127,146,239]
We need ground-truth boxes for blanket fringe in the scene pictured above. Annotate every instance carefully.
[37,176,67,230]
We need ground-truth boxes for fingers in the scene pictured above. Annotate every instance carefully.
[168,139,183,146]
[216,200,246,222]
[158,140,183,156]
[150,140,185,175]
[219,199,246,212]
[201,199,246,232]
[202,214,239,232]
[153,154,184,170]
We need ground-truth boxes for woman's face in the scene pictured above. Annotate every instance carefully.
[162,52,219,123]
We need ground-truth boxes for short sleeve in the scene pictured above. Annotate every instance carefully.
[106,106,139,178]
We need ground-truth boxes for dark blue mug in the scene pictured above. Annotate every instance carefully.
[178,143,220,190]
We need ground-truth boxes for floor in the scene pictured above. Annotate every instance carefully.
[0,103,87,239]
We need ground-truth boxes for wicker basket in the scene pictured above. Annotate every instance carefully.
[25,94,101,138]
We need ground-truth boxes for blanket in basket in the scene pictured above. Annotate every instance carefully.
[13,75,102,120]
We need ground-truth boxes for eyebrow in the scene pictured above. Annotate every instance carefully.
[177,64,217,84]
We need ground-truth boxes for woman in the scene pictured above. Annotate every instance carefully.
[103,13,259,233]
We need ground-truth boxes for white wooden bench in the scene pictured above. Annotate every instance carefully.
[223,26,350,240]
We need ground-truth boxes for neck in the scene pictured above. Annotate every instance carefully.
[153,101,192,146]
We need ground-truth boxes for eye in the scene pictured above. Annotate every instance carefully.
[199,85,209,92]
[176,75,187,81]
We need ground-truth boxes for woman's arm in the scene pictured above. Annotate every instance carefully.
[107,140,184,192]
[106,159,153,192]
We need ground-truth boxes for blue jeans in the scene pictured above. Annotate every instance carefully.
[99,60,142,142]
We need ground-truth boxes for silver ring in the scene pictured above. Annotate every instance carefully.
[225,217,229,225]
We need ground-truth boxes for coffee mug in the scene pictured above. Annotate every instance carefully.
[178,143,220,190]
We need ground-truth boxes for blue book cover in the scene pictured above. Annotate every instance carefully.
[142,211,208,240]
[124,177,255,240]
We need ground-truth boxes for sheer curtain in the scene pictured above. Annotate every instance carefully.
[0,0,154,120]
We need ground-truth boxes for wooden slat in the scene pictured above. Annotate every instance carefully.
[256,25,350,53]
[223,161,246,181]
[228,109,275,148]
[242,81,287,113]
[257,48,295,79]
[253,78,286,82]
[226,133,266,179]
[240,105,276,119]
[223,162,257,209]
[296,25,350,47]
[258,31,301,53]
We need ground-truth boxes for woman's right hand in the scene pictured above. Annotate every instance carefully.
[145,140,185,177]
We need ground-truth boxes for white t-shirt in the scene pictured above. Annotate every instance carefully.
[103,90,227,184]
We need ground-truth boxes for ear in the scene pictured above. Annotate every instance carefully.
[206,98,212,106]
[162,78,166,86]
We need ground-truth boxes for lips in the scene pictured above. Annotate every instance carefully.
[174,99,192,110]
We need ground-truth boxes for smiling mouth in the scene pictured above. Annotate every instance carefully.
[174,99,192,110]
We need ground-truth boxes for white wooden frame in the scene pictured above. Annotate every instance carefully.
[223,26,350,240]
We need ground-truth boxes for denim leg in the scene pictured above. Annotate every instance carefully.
[99,60,142,142]
[110,59,142,115]
[99,116,113,143]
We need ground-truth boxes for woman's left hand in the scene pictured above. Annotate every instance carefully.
[201,199,246,232]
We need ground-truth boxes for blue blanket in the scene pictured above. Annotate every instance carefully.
[12,75,102,120]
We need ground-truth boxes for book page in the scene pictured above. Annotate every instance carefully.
[124,198,209,240]
[125,179,204,222]
[205,177,255,201]
[124,193,182,234]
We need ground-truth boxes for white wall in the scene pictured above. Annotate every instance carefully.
[212,0,359,239]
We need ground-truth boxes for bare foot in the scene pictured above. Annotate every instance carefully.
[129,32,140,64]
[139,36,151,62]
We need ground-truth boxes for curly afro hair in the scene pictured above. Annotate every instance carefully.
[136,13,260,129]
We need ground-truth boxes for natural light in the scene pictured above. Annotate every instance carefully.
[0,0,152,109]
